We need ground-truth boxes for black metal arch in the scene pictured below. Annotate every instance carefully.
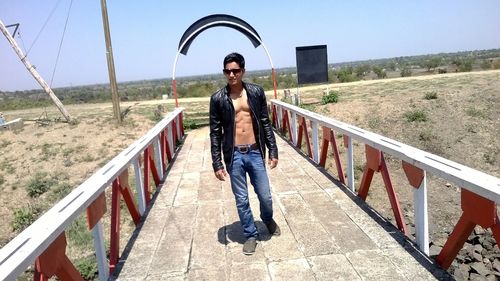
[178,14,262,55]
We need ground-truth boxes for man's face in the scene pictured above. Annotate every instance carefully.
[223,62,245,86]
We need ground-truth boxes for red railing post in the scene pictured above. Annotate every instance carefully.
[118,171,141,225]
[319,127,345,184]
[148,146,160,186]
[281,108,293,143]
[34,233,84,281]
[436,189,500,269]
[357,145,408,234]
[296,116,312,158]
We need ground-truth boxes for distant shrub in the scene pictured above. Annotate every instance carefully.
[458,60,473,72]
[26,172,56,197]
[335,67,357,83]
[480,60,492,70]
[424,92,438,100]
[372,66,387,79]
[321,91,339,105]
[400,67,412,77]
[483,149,498,165]
[493,60,500,69]
[404,109,428,122]
[11,205,41,232]
[465,107,485,118]
[49,182,73,202]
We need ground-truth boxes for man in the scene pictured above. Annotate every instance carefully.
[209,52,280,255]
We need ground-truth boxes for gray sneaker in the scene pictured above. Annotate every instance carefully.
[243,237,257,255]
[265,219,281,236]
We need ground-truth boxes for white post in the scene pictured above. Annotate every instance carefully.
[346,136,355,192]
[277,105,282,131]
[413,172,429,255]
[311,121,319,163]
[91,221,109,281]
[176,116,181,142]
[291,111,297,146]
[133,158,146,215]
[154,137,163,180]
[168,124,174,154]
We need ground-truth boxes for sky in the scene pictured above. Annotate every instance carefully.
[1,0,499,91]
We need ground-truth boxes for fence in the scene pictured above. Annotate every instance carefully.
[0,108,184,280]
[271,99,500,269]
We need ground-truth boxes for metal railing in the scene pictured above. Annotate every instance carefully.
[271,99,500,268]
[0,108,185,280]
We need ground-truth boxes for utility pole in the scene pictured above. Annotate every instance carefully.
[0,19,72,122]
[100,0,121,123]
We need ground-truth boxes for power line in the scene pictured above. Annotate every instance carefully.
[26,0,62,56]
[50,0,74,87]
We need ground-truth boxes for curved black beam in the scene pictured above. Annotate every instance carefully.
[178,14,262,55]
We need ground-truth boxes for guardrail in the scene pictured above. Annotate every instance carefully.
[0,108,185,280]
[270,100,500,269]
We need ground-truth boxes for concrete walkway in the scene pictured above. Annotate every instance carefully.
[113,127,451,281]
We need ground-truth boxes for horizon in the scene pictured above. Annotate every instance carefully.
[1,47,498,93]
[1,1,500,91]
[3,46,498,93]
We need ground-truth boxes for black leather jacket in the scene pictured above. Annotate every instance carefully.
[209,82,278,172]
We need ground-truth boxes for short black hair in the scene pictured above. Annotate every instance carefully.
[223,52,245,69]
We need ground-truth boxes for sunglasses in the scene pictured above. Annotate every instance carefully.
[223,68,243,75]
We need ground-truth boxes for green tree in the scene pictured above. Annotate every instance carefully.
[424,57,442,72]
[335,67,357,83]
[400,66,412,77]
[372,66,387,79]
[354,64,371,78]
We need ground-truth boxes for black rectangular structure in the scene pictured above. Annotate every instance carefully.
[295,45,328,85]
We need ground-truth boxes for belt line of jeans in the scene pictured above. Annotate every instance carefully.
[234,143,258,153]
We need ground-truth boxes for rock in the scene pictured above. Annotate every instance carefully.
[453,265,470,281]
[465,242,475,254]
[493,259,500,272]
[483,258,493,271]
[474,226,486,235]
[470,236,481,245]
[482,237,495,251]
[472,252,483,262]
[445,182,452,187]
[485,275,497,281]
[469,273,482,280]
[429,244,443,257]
[459,263,471,272]
[470,261,490,276]
[474,244,484,254]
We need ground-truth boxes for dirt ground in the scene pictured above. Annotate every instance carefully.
[0,70,498,276]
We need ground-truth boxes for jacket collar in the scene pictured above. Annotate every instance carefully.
[224,81,247,97]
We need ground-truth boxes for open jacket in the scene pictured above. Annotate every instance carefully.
[209,82,278,172]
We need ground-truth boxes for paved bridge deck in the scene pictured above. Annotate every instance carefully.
[113,127,450,280]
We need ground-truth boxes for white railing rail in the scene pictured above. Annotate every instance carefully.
[271,99,500,256]
[0,107,184,281]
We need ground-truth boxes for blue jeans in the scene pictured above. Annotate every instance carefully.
[229,149,273,239]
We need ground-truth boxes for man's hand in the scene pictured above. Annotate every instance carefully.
[214,169,227,181]
[268,158,278,169]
